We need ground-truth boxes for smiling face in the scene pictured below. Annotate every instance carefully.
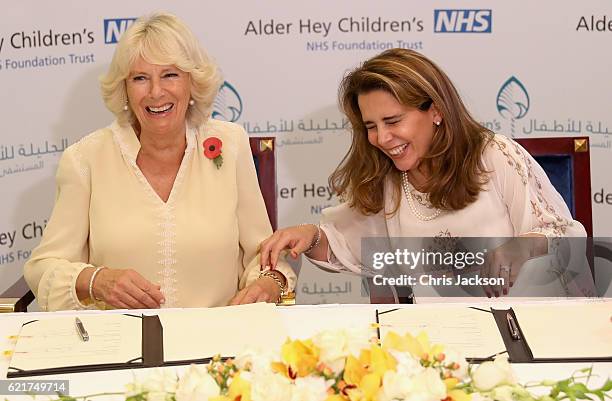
[126,56,191,136]
[358,89,441,177]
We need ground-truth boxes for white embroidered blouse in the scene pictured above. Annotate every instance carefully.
[24,119,296,311]
[311,134,587,275]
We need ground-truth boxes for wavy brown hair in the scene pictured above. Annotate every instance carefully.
[331,48,493,216]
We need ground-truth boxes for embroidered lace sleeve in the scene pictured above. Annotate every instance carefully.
[486,135,586,238]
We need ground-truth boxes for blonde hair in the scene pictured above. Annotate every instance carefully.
[333,48,492,215]
[100,12,222,127]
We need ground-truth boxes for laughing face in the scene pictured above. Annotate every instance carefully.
[358,89,441,179]
[126,57,191,136]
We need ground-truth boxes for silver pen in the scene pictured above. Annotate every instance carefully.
[506,313,520,341]
[75,317,89,342]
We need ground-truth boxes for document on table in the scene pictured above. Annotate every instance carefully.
[158,303,287,363]
[9,314,142,372]
[512,302,612,359]
[377,307,506,359]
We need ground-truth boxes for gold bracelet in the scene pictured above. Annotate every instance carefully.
[259,270,288,302]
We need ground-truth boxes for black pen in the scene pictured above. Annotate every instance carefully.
[506,313,520,340]
[75,317,89,342]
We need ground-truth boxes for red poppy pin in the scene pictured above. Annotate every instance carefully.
[203,137,223,169]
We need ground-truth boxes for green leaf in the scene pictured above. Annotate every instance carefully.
[126,394,148,401]
[214,155,224,169]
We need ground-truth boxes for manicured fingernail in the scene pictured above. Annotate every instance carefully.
[494,291,499,297]
[503,289,508,295]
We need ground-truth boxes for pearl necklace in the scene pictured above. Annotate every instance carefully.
[401,171,442,221]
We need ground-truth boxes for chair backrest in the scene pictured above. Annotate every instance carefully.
[515,136,593,236]
[0,138,278,312]
[249,137,277,230]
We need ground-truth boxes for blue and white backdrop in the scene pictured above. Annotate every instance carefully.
[1,1,611,301]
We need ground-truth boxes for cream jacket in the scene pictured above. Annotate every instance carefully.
[24,119,296,311]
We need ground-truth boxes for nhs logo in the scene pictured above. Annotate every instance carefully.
[104,18,137,44]
[434,9,492,33]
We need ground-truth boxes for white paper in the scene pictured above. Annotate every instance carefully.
[9,314,142,372]
[512,301,612,359]
[377,307,506,359]
[159,303,287,362]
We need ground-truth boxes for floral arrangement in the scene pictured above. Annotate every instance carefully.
[47,328,610,401]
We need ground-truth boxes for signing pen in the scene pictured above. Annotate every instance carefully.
[75,317,89,342]
[506,313,520,341]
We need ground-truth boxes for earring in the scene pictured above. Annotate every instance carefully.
[435,120,441,126]
[189,99,195,106]
[123,103,129,111]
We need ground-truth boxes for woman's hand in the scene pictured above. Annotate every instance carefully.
[93,268,165,309]
[259,224,320,269]
[481,235,547,297]
[229,276,281,305]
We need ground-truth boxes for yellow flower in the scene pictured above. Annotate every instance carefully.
[445,377,460,390]
[343,346,397,401]
[227,373,251,401]
[445,376,471,401]
[448,389,471,401]
[344,355,367,386]
[359,373,382,400]
[280,339,320,378]
[209,397,232,401]
[369,346,396,377]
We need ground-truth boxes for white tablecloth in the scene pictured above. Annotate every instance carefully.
[1,301,610,400]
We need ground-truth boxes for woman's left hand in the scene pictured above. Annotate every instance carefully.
[229,276,281,305]
[482,235,547,297]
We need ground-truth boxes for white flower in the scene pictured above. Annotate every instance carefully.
[135,369,177,401]
[472,356,517,391]
[234,347,278,374]
[379,367,446,401]
[389,349,424,376]
[250,371,293,401]
[291,376,329,401]
[175,365,220,401]
[312,327,371,373]
[379,370,414,401]
[444,348,468,380]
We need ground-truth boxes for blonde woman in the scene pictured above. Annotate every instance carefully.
[25,12,295,310]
